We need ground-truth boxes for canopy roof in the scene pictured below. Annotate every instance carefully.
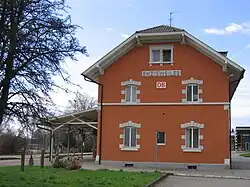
[44,108,98,131]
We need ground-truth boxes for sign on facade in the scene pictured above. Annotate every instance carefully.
[156,81,167,89]
[142,70,181,77]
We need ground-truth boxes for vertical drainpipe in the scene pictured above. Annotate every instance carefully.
[83,74,103,165]
[229,70,245,169]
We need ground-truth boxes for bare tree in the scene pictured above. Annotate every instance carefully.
[0,0,87,126]
[65,92,97,113]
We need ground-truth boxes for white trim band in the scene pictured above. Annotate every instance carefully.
[102,102,229,106]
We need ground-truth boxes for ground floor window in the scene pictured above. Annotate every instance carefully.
[124,126,136,147]
[157,131,165,145]
[186,128,199,148]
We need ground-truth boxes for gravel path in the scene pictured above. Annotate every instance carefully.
[157,176,250,187]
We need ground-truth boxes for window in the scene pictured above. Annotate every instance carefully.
[186,128,199,148]
[150,45,173,64]
[124,127,136,147]
[125,85,137,102]
[152,50,161,62]
[157,132,165,145]
[186,84,198,102]
[163,49,171,62]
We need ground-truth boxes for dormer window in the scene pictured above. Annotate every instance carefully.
[150,45,173,64]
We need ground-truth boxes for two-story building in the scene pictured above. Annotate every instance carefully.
[82,25,245,169]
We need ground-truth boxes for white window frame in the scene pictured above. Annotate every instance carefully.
[185,127,200,149]
[157,131,166,145]
[149,45,173,64]
[186,84,199,102]
[123,126,136,148]
[125,85,137,103]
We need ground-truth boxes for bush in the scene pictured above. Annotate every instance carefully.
[65,156,83,170]
[52,156,66,168]
[52,156,83,170]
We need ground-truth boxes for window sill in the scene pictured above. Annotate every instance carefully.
[183,148,202,152]
[185,101,203,104]
[120,147,139,151]
[157,143,166,146]
[119,144,140,151]
[121,102,140,105]
[149,61,173,64]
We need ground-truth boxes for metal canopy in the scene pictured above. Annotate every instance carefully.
[37,108,98,162]
[48,107,98,130]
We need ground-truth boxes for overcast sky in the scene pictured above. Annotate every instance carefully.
[51,0,250,129]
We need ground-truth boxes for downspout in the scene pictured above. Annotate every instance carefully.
[229,69,245,169]
[82,74,103,165]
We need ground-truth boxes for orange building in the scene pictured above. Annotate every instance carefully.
[82,25,245,169]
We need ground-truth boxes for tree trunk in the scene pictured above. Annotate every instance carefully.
[0,1,19,125]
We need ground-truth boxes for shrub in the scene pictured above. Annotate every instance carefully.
[65,156,83,170]
[52,156,66,168]
[52,156,83,170]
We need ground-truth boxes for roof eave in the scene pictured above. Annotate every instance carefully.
[81,31,185,79]
[81,33,137,78]
[230,68,245,101]
[184,31,244,72]
[81,31,244,82]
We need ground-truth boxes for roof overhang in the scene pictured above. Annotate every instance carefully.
[81,31,245,100]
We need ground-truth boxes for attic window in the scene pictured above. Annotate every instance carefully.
[150,45,173,64]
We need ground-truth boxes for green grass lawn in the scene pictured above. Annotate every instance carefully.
[0,166,161,187]
[240,152,250,157]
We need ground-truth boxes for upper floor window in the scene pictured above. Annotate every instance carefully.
[186,84,198,102]
[150,45,173,64]
[121,79,141,104]
[182,78,203,103]
[125,85,137,102]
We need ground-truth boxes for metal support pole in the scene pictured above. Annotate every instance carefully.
[81,128,83,158]
[67,125,70,160]
[155,131,158,172]
[51,131,54,162]
[49,132,51,162]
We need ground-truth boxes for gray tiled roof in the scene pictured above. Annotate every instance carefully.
[136,25,184,33]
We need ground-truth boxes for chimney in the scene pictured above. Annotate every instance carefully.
[218,51,228,57]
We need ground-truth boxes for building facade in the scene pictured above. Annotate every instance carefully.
[235,127,250,151]
[82,25,245,169]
